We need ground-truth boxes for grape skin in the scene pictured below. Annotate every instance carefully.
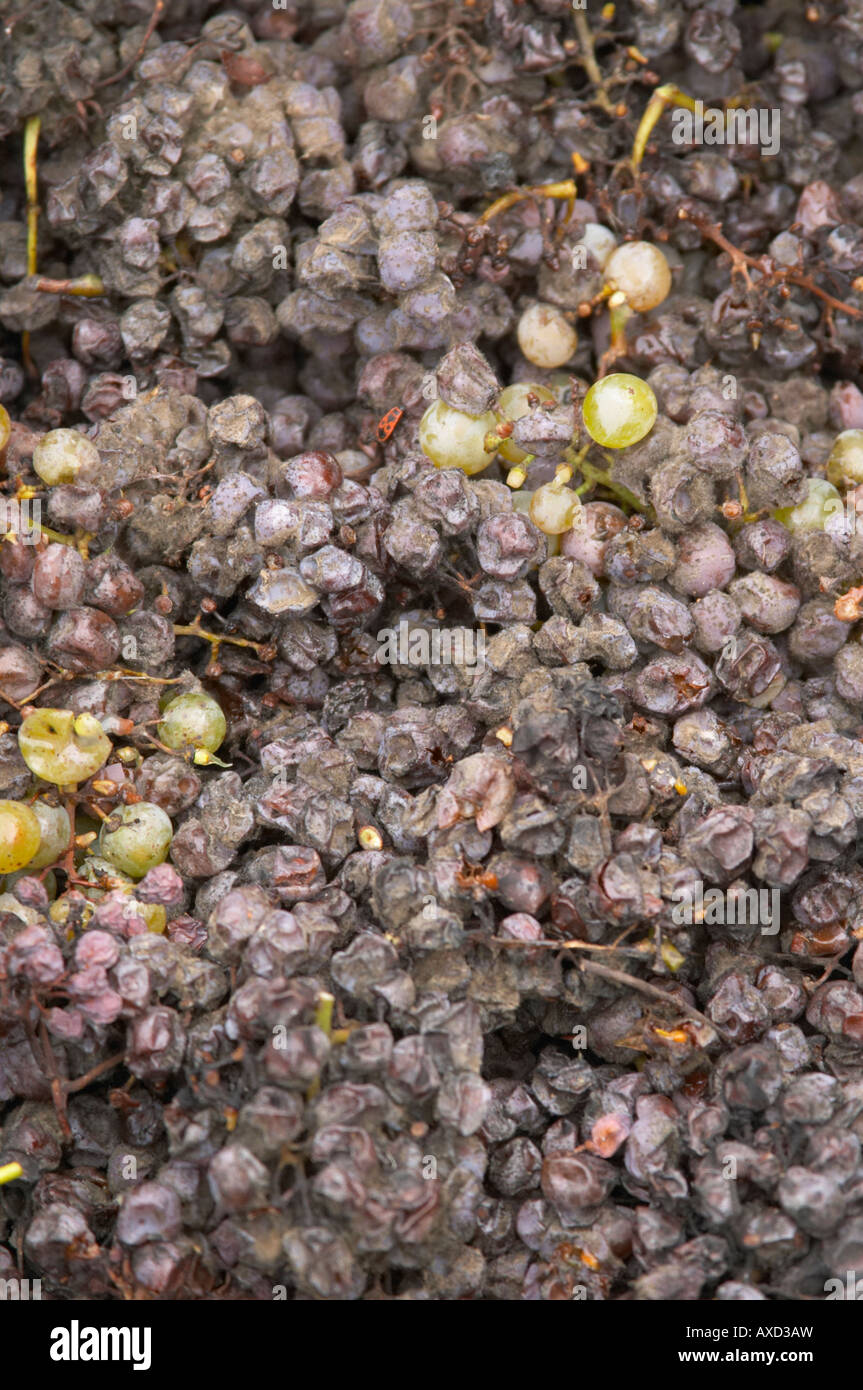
[0,800,42,874]
[98,802,174,879]
[602,242,672,313]
[157,692,227,756]
[582,374,658,449]
[496,383,555,465]
[774,478,842,534]
[18,709,112,786]
[418,399,498,476]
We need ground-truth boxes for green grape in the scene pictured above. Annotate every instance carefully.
[0,800,42,873]
[529,481,583,535]
[496,383,555,464]
[516,302,578,369]
[32,428,100,487]
[602,241,671,313]
[826,430,863,487]
[158,691,227,759]
[774,477,842,534]
[418,398,498,475]
[98,802,173,879]
[28,803,72,870]
[582,373,657,449]
[0,404,10,454]
[76,855,134,902]
[18,709,112,786]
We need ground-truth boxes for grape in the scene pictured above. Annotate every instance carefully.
[602,241,672,312]
[582,374,658,448]
[77,855,134,899]
[32,429,100,488]
[158,691,227,759]
[98,802,174,879]
[418,399,498,476]
[577,223,617,270]
[0,800,42,873]
[826,430,863,487]
[774,478,842,534]
[18,709,112,786]
[496,383,555,464]
[516,303,578,369]
[0,404,10,454]
[28,803,72,869]
[529,481,583,535]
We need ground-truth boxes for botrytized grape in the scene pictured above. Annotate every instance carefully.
[0,404,10,454]
[0,800,42,873]
[516,303,578,369]
[32,429,100,487]
[602,241,672,312]
[582,374,658,448]
[496,383,555,465]
[826,429,863,487]
[28,803,72,869]
[18,709,112,786]
[157,692,227,761]
[98,802,174,879]
[418,399,498,476]
[774,477,842,534]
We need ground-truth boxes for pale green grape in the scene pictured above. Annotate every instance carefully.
[496,383,555,464]
[0,405,10,455]
[418,398,498,475]
[158,691,226,757]
[517,303,578,369]
[774,477,842,534]
[18,709,112,786]
[529,482,583,535]
[0,800,41,873]
[98,802,173,879]
[577,223,617,270]
[602,241,671,312]
[582,373,657,448]
[826,430,863,487]
[28,803,72,869]
[32,429,100,487]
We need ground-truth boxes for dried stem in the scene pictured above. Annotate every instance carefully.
[631,83,697,169]
[22,114,40,378]
[573,9,615,115]
[576,956,728,1039]
[95,0,166,89]
[480,179,577,226]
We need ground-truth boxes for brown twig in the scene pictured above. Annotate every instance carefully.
[575,956,730,1040]
[95,0,166,89]
[678,204,863,321]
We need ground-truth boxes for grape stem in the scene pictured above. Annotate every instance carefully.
[22,114,40,378]
[568,448,651,514]
[479,180,577,226]
[631,83,697,170]
[677,202,863,321]
[173,615,270,657]
[572,9,616,115]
